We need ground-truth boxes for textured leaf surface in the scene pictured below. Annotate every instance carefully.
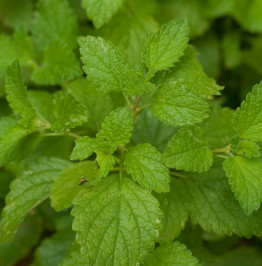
[0,157,69,243]
[96,151,115,179]
[32,40,82,86]
[157,46,223,99]
[223,156,262,215]
[52,91,89,132]
[70,136,98,161]
[143,19,190,77]
[156,179,188,243]
[51,161,98,211]
[72,175,163,265]
[79,36,126,93]
[5,61,37,125]
[151,84,209,127]
[32,0,77,51]
[235,140,260,158]
[0,125,28,167]
[233,82,262,142]
[67,78,115,131]
[100,107,133,146]
[145,241,200,266]
[177,159,262,237]
[81,0,124,28]
[125,143,170,193]
[162,126,213,172]
[32,228,75,266]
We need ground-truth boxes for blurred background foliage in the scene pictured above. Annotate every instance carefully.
[0,0,262,265]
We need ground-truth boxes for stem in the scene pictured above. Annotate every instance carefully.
[42,132,81,139]
[142,87,158,107]
[124,95,132,110]
[212,145,231,154]
[216,154,229,159]
[169,171,187,178]
[113,156,121,164]
[111,167,121,172]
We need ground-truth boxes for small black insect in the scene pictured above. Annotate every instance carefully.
[79,176,88,185]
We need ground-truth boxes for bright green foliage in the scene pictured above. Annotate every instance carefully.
[233,82,262,142]
[158,46,223,99]
[156,179,188,243]
[81,0,125,29]
[223,156,262,215]
[52,91,89,132]
[177,159,262,237]
[51,161,98,211]
[162,126,213,172]
[0,157,68,243]
[32,41,82,86]
[72,175,163,265]
[4,61,37,125]
[124,143,170,193]
[145,241,200,266]
[70,136,99,161]
[143,19,190,78]
[32,228,75,266]
[96,151,115,179]
[32,0,77,51]
[79,36,126,93]
[151,85,209,127]
[100,107,133,146]
[234,140,260,158]
[60,244,89,265]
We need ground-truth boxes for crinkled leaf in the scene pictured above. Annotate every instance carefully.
[156,179,188,243]
[52,91,89,132]
[81,0,124,29]
[72,174,163,265]
[125,143,170,193]
[70,136,99,161]
[32,0,77,51]
[151,84,209,127]
[143,19,190,78]
[0,157,69,243]
[32,40,82,86]
[156,46,223,99]
[96,151,115,179]
[51,161,98,211]
[177,159,262,237]
[4,61,37,125]
[233,82,262,142]
[235,140,260,158]
[100,107,133,146]
[145,241,200,266]
[162,126,213,173]
[223,156,262,215]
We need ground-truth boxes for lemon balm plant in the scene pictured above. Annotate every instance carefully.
[0,0,262,265]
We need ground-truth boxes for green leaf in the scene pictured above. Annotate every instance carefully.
[223,156,262,215]
[156,179,188,243]
[96,150,115,179]
[0,115,17,137]
[151,84,209,127]
[0,124,28,167]
[60,244,89,265]
[79,36,126,93]
[51,161,98,211]
[52,91,89,132]
[72,174,163,264]
[162,126,213,173]
[145,241,200,266]
[32,40,82,86]
[67,78,115,131]
[235,140,260,158]
[70,136,99,161]
[143,19,190,78]
[81,0,125,29]
[4,61,37,125]
[177,159,262,237]
[0,157,69,243]
[233,82,262,142]
[100,107,133,146]
[124,143,170,193]
[156,46,223,99]
[32,0,77,51]
[32,227,75,266]
[201,105,235,149]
